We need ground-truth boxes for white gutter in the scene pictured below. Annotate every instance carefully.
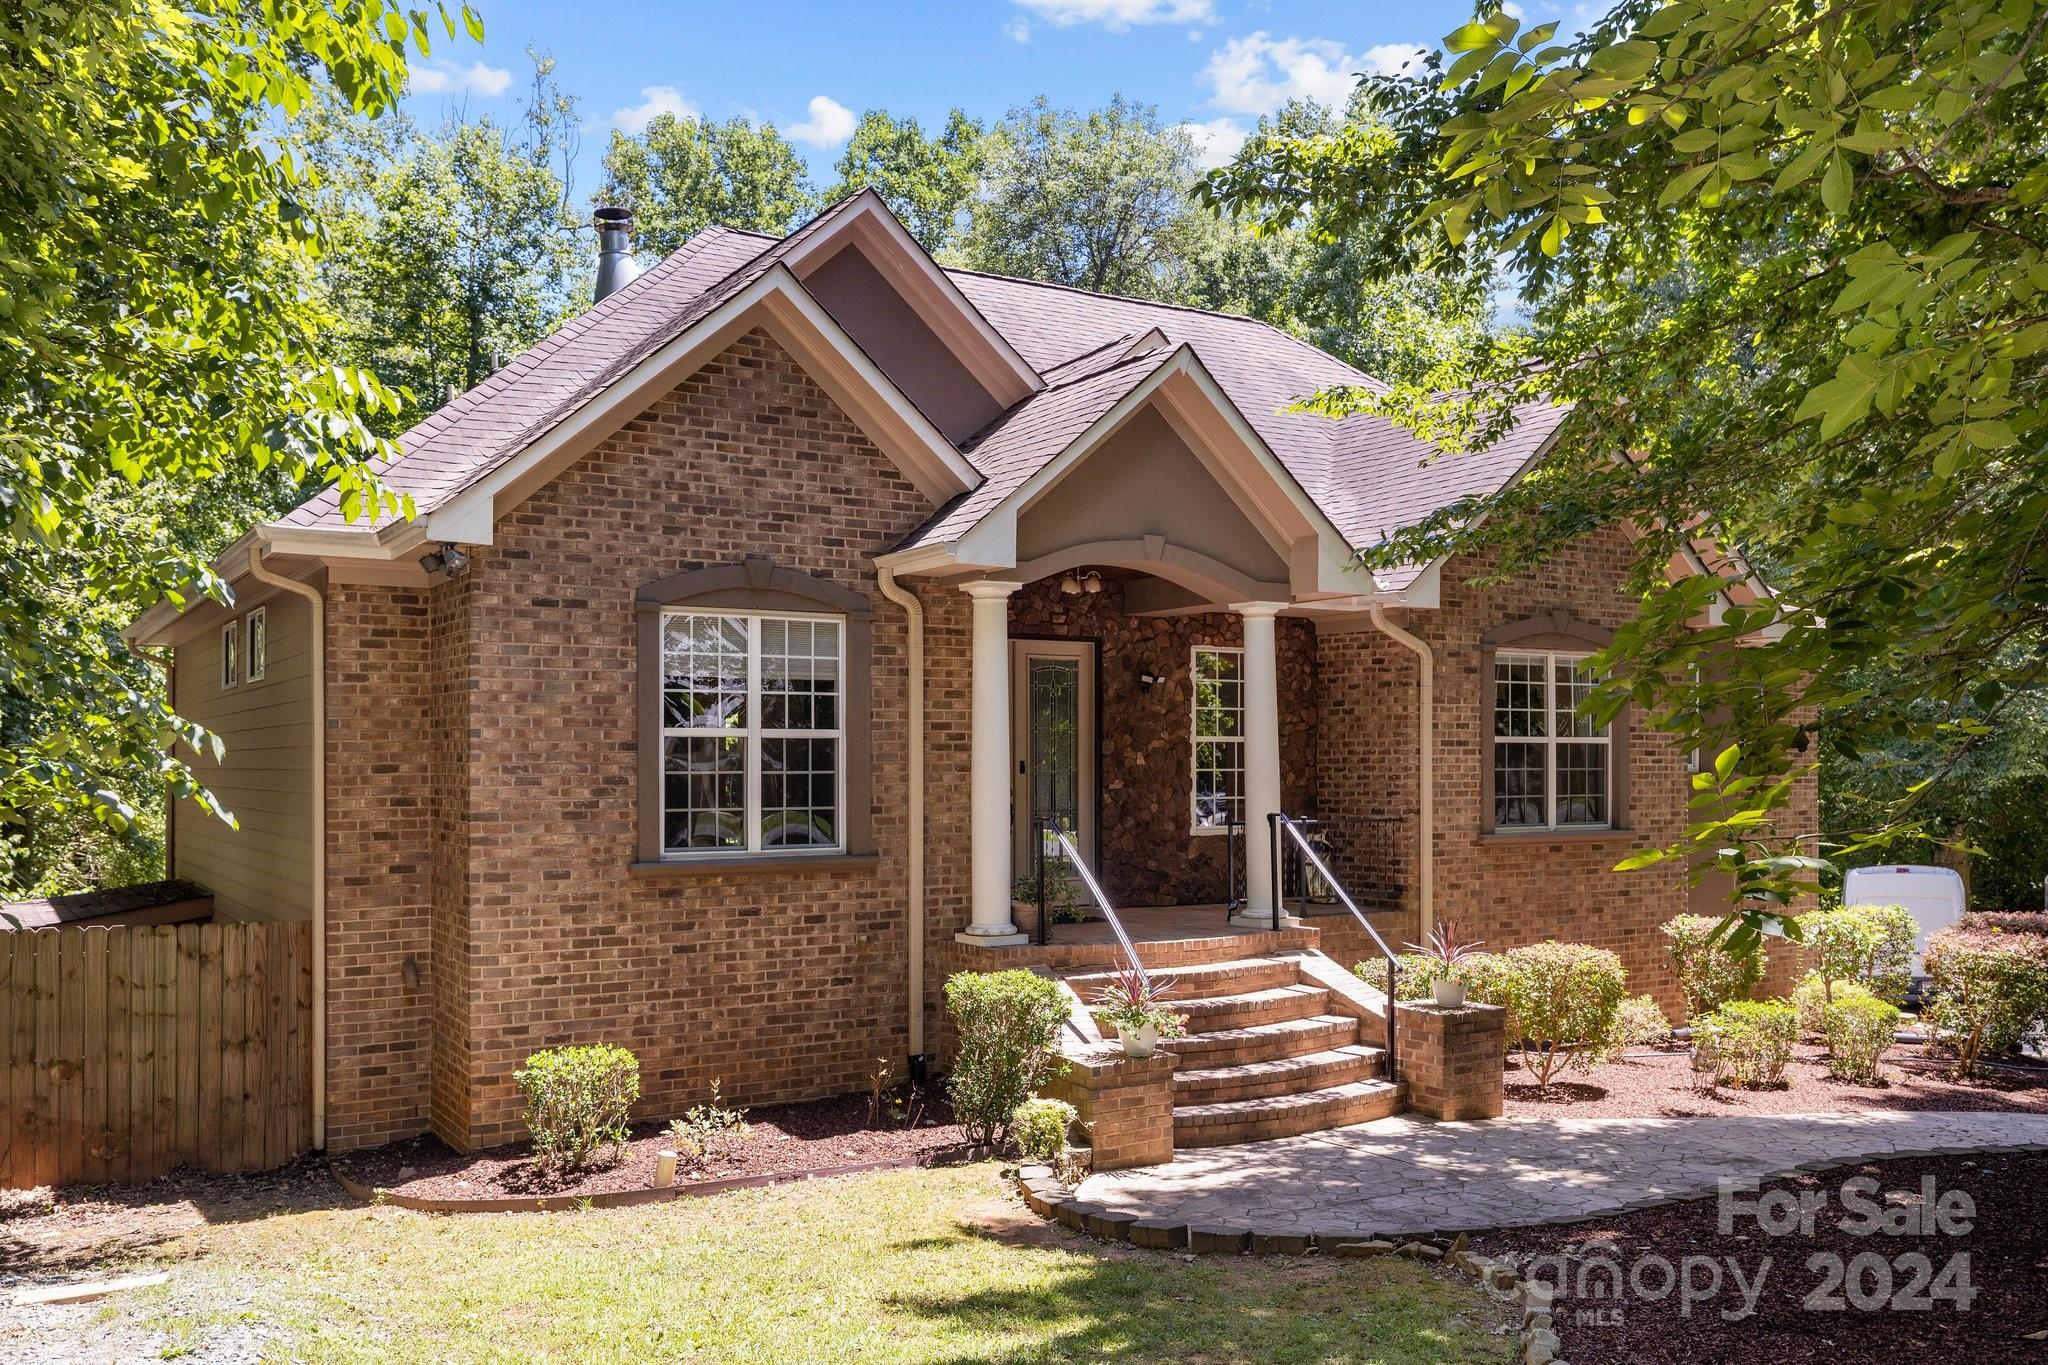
[1367,605,1435,942]
[245,544,327,1151]
[873,563,927,1068]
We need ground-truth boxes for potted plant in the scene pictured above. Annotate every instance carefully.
[1406,921,1483,1007]
[1091,964,1185,1057]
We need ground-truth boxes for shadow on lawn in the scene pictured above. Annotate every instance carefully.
[878,1212,1513,1364]
[0,1155,349,1273]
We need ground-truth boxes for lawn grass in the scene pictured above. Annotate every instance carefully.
[116,1164,1513,1363]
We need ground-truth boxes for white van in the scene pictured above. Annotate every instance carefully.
[1842,864,1967,975]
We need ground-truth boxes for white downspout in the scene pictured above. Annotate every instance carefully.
[1368,605,1434,942]
[874,564,926,1068]
[246,544,327,1151]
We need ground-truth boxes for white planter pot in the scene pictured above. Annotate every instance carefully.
[1122,1022,1159,1057]
[1433,979,1468,1008]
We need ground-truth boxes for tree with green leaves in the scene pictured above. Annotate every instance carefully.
[600,114,814,255]
[312,54,583,419]
[1207,0,2048,949]
[826,109,985,256]
[0,1,463,885]
[963,96,1212,299]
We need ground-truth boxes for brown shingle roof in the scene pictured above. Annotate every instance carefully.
[274,204,1570,573]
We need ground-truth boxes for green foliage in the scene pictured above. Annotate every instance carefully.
[1011,1097,1077,1164]
[1601,993,1672,1059]
[1207,0,2048,931]
[1697,1000,1798,1089]
[1792,973,1877,1038]
[826,109,985,255]
[943,970,1070,1146]
[515,1043,641,1170]
[1822,995,1901,1085]
[1662,914,1765,1018]
[1799,903,1917,1005]
[1088,963,1187,1041]
[304,54,583,417]
[1012,868,1088,925]
[1500,942,1627,1090]
[1923,926,2048,1076]
[0,1,471,849]
[601,113,814,255]
[665,1079,749,1168]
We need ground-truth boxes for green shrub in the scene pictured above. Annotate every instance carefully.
[1385,949,1522,1047]
[1822,995,1901,1085]
[515,1043,641,1170]
[1663,915,1765,1018]
[1923,927,2048,1077]
[1012,1097,1077,1164]
[944,970,1071,1146]
[666,1080,749,1168]
[1501,942,1627,1090]
[1792,973,1876,1037]
[1799,904,1917,1006]
[1697,1000,1797,1089]
[1600,993,1672,1059]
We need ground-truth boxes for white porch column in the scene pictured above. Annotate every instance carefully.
[1232,602,1290,926]
[959,580,1027,945]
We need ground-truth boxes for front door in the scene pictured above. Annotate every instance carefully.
[1011,639,1097,875]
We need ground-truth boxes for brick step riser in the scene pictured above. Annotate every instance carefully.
[1066,961,1301,998]
[1175,991,1330,1034]
[1159,1021,1359,1067]
[1123,933,1317,970]
[1173,1090,1404,1147]
[1174,1054,1383,1105]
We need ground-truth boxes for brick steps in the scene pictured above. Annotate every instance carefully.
[1066,955,1299,999]
[1156,1013,1361,1066]
[1173,1044,1384,1105]
[1169,983,1329,1032]
[1173,1078,1404,1147]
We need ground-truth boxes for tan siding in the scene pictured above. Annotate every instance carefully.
[173,592,314,923]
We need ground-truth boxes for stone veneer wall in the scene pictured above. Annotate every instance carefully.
[1006,577,1317,907]
[1314,527,1821,1019]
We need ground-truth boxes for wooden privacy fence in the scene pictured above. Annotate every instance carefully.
[0,921,311,1189]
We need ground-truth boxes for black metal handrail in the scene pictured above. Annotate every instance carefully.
[1269,812,1399,1080]
[1035,819,1149,988]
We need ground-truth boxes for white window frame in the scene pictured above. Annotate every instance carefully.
[1189,645,1245,837]
[220,622,239,690]
[245,607,267,683]
[659,608,846,858]
[1493,649,1612,830]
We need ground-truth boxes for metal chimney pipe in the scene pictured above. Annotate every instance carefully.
[593,206,641,301]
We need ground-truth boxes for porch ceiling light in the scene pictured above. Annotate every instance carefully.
[1060,573,1082,595]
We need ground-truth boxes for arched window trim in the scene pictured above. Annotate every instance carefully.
[1479,611,1632,834]
[634,556,875,867]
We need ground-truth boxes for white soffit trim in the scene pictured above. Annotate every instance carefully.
[782,191,1043,405]
[423,263,982,546]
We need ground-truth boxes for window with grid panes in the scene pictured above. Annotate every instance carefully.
[1491,651,1611,829]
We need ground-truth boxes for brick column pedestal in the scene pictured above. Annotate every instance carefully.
[1393,1000,1506,1120]
[1045,1047,1176,1170]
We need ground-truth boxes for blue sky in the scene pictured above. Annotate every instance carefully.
[402,0,1542,197]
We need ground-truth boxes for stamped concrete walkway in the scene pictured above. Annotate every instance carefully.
[1077,1111,2048,1240]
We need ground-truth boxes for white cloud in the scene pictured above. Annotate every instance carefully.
[1177,117,1248,171]
[785,95,857,149]
[1502,1,1528,18]
[1011,0,1215,32]
[1202,32,1423,114]
[1003,17,1034,42]
[611,85,698,134]
[1362,42,1428,77]
[410,60,514,98]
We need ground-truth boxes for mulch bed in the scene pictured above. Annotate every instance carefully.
[331,1087,974,1202]
[1502,1042,2048,1119]
[1472,1151,2048,1364]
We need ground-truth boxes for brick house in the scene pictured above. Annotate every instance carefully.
[127,191,1812,1156]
